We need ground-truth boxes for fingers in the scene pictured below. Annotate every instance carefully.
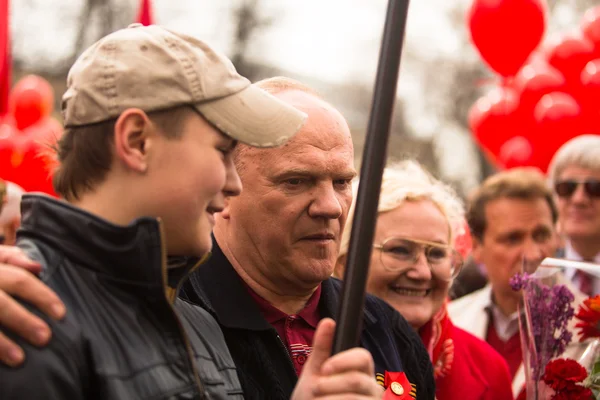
[0,288,52,343]
[302,318,336,375]
[312,371,382,398]
[0,265,65,368]
[321,347,375,377]
[0,264,65,321]
[0,246,41,274]
[0,330,25,367]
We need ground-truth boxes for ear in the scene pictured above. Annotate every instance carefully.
[471,237,484,264]
[113,109,153,173]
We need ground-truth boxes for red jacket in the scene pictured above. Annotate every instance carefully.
[436,325,514,400]
[420,306,514,400]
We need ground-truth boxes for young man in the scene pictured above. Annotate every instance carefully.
[0,24,383,400]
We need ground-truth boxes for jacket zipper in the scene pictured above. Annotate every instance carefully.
[157,219,207,399]
[276,333,297,376]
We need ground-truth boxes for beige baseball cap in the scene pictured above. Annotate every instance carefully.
[61,24,306,147]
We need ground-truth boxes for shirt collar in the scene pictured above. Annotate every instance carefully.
[246,284,322,329]
[484,291,521,342]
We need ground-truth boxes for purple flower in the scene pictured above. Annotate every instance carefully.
[510,272,531,291]
[511,273,576,380]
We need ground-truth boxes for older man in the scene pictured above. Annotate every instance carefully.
[548,135,600,296]
[177,78,434,399]
[0,77,435,399]
[448,168,560,398]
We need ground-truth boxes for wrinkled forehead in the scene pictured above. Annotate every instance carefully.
[485,197,554,233]
[251,126,355,178]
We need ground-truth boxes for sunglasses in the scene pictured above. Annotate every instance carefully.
[554,179,600,198]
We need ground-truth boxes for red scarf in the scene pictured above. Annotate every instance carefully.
[419,302,455,379]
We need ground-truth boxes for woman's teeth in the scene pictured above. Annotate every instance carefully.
[391,288,430,297]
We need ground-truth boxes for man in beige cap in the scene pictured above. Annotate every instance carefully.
[0,24,384,400]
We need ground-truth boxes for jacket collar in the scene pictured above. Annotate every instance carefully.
[19,194,199,302]
[187,237,273,330]
[185,236,378,330]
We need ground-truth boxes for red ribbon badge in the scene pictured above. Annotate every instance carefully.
[383,371,414,399]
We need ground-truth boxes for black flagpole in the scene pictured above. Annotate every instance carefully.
[332,0,411,354]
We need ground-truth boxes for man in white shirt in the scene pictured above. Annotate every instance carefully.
[448,168,559,398]
[548,135,600,296]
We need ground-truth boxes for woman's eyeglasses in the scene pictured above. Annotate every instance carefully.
[554,179,600,199]
[373,236,463,281]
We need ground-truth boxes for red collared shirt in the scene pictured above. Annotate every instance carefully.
[246,285,322,376]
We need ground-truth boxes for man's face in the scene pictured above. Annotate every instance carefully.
[556,165,600,242]
[147,111,241,257]
[473,197,557,301]
[222,90,355,292]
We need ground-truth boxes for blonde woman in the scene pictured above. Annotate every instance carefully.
[334,161,513,400]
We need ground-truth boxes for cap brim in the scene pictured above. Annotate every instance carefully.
[195,85,307,148]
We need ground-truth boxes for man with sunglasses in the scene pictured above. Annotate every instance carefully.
[548,135,600,296]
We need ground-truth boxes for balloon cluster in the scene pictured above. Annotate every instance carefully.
[0,75,62,196]
[467,1,600,171]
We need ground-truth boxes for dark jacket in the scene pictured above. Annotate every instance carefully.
[0,195,243,400]
[179,238,436,400]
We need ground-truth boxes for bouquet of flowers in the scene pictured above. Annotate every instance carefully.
[511,258,600,400]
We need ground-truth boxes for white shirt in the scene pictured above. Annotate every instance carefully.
[562,241,600,295]
[487,302,520,342]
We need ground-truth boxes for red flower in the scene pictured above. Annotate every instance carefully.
[551,384,593,400]
[575,295,600,341]
[542,358,588,391]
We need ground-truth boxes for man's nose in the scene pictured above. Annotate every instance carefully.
[308,183,343,220]
[522,239,546,267]
[571,183,590,205]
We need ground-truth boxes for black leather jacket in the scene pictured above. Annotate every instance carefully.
[0,195,243,400]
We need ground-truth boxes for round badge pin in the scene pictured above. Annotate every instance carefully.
[391,381,404,395]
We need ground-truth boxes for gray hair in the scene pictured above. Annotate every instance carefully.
[338,160,465,257]
[548,135,600,183]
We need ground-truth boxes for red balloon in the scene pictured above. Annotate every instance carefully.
[9,75,54,131]
[469,87,521,157]
[498,136,533,169]
[582,6,600,58]
[581,59,600,133]
[513,59,566,113]
[454,219,473,260]
[545,32,596,86]
[531,92,585,171]
[467,0,547,77]
[0,117,62,196]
